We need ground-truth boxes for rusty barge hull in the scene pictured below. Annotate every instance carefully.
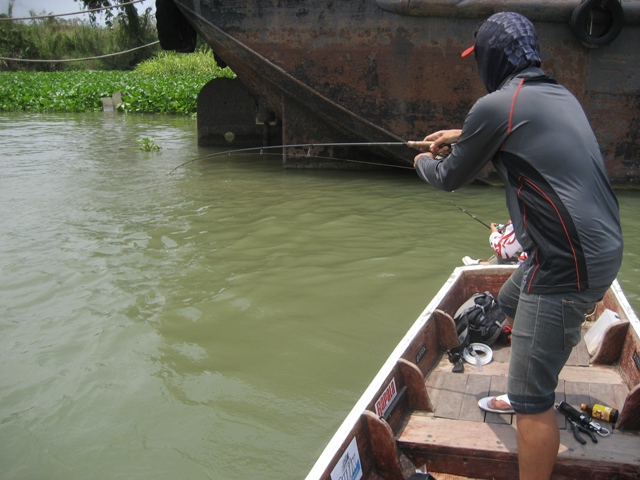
[161,0,640,185]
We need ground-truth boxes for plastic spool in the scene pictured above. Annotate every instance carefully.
[463,343,493,368]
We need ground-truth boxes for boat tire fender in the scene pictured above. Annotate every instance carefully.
[570,0,624,48]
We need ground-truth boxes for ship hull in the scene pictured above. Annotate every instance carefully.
[161,0,640,184]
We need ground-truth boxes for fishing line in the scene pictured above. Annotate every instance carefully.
[170,140,491,229]
[168,140,431,174]
[214,150,417,170]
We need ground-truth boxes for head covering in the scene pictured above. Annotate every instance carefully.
[462,12,541,93]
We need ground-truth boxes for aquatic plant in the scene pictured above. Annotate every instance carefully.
[134,46,234,78]
[0,70,215,114]
[136,137,161,151]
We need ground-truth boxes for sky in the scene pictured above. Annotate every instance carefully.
[1,0,155,21]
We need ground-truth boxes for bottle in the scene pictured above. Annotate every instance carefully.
[581,403,619,424]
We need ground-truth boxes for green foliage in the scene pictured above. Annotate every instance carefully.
[0,10,159,72]
[135,46,235,78]
[0,70,217,114]
[137,137,161,151]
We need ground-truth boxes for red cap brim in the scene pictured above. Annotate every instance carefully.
[461,45,475,57]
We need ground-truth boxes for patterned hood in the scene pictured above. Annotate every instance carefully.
[473,12,542,93]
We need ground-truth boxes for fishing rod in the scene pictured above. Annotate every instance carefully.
[168,140,433,174]
[434,192,493,230]
[170,139,493,229]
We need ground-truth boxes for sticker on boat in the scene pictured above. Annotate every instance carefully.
[374,377,398,417]
[330,437,362,480]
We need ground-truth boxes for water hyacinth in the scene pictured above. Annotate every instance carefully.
[0,48,235,114]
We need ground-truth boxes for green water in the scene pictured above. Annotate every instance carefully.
[1,113,638,479]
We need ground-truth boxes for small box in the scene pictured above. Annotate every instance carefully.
[584,309,621,356]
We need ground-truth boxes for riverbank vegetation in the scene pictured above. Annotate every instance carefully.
[0,49,235,114]
[0,2,234,114]
[0,3,158,71]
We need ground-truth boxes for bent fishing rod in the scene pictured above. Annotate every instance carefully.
[168,140,434,174]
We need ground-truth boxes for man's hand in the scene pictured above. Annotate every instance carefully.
[425,129,462,155]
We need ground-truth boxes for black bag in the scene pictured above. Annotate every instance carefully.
[453,292,507,347]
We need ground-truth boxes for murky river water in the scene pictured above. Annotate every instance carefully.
[1,112,638,479]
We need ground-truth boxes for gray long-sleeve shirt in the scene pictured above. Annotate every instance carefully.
[415,67,623,294]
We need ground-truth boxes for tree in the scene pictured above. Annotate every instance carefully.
[6,0,16,18]
[74,0,144,42]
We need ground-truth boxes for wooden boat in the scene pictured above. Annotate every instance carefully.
[305,265,640,480]
[157,0,640,185]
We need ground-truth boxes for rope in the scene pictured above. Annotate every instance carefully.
[0,40,159,63]
[0,0,149,22]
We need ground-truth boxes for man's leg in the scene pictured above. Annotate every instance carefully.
[516,408,559,480]
[507,286,605,480]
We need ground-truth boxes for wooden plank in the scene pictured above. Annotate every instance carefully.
[618,384,640,431]
[485,375,512,425]
[591,322,630,365]
[434,373,468,420]
[397,415,640,480]
[612,383,630,415]
[490,345,511,364]
[433,309,460,351]
[361,411,406,480]
[565,381,590,412]
[559,364,623,384]
[459,374,491,423]
[398,358,433,412]
[566,344,579,367]
[426,370,446,413]
[575,338,591,367]
[588,383,618,409]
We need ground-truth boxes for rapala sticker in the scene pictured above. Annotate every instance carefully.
[330,437,362,480]
[374,378,397,416]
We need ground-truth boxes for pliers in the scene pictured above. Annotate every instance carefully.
[569,419,598,444]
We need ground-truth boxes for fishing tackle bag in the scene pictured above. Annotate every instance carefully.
[453,292,508,347]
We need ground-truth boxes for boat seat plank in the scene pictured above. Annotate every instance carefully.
[397,415,640,480]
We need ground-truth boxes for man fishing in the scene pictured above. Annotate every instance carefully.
[413,12,623,480]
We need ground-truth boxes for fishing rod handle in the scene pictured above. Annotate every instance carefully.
[407,141,434,150]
